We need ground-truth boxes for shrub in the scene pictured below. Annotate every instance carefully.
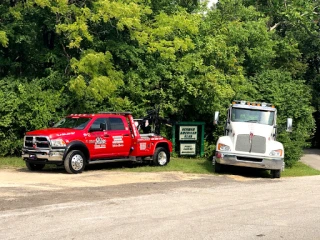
[0,77,62,155]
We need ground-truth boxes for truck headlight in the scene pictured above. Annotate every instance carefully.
[269,149,283,157]
[51,139,66,147]
[218,143,231,151]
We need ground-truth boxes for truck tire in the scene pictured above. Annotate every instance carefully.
[26,162,45,171]
[214,161,223,173]
[153,147,170,166]
[64,150,85,174]
[271,169,281,178]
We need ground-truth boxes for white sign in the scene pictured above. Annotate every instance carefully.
[179,126,197,141]
[112,136,124,147]
[180,143,196,155]
[140,142,146,150]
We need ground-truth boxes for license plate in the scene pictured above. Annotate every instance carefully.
[29,154,36,160]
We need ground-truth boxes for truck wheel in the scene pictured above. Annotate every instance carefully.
[153,147,170,166]
[64,150,85,174]
[26,162,45,171]
[271,169,281,178]
[214,161,223,173]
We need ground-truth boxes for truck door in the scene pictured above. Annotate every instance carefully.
[86,118,113,159]
[107,117,131,157]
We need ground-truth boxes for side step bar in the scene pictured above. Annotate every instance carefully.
[88,157,136,165]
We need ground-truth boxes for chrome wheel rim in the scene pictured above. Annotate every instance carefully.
[71,154,84,171]
[158,151,167,165]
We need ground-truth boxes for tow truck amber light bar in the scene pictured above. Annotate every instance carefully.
[232,100,274,108]
[98,112,132,115]
[70,112,133,117]
[70,114,92,117]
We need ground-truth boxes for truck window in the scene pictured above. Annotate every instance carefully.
[231,108,274,125]
[90,118,107,131]
[53,117,92,129]
[109,117,125,130]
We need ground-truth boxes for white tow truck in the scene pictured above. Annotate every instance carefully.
[213,100,292,178]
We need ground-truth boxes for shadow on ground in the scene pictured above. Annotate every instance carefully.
[16,161,150,174]
[213,165,271,178]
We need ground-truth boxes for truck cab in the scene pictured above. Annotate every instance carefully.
[22,112,172,174]
[214,100,292,178]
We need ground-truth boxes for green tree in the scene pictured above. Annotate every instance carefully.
[0,0,316,163]
[243,0,320,146]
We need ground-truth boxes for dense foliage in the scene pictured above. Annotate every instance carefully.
[0,0,319,166]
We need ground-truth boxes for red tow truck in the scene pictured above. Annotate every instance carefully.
[22,112,172,173]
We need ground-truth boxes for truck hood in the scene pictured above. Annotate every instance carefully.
[26,128,80,139]
[231,122,274,138]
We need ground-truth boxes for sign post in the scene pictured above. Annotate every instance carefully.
[172,121,205,157]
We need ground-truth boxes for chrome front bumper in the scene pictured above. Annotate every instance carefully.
[22,148,65,162]
[215,152,284,170]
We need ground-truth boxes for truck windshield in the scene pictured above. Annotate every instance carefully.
[53,117,92,130]
[231,108,274,125]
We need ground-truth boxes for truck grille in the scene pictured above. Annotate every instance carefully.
[235,134,266,154]
[24,136,50,149]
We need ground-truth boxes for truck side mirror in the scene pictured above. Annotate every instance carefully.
[286,118,293,132]
[100,123,107,131]
[213,111,219,125]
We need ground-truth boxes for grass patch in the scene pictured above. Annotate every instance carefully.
[0,157,24,168]
[282,161,320,177]
[1,156,319,178]
[122,157,213,174]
